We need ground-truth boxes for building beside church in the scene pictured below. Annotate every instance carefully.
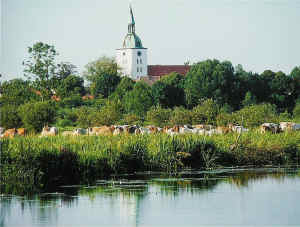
[116,5,190,84]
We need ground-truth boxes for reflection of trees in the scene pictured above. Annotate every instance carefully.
[226,169,297,188]
[1,169,300,227]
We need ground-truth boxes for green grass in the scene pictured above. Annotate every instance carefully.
[1,131,300,194]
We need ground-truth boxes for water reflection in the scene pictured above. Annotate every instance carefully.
[1,168,300,227]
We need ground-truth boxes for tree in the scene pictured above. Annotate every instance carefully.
[160,72,185,107]
[56,75,85,98]
[84,57,121,98]
[18,101,57,132]
[0,105,23,129]
[169,107,193,126]
[0,79,38,105]
[23,42,77,100]
[124,81,153,116]
[184,59,238,109]
[109,77,135,100]
[23,42,58,99]
[151,81,170,108]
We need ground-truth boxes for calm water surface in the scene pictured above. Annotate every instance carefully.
[1,168,300,227]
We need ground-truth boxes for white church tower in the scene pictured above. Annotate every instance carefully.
[116,5,148,80]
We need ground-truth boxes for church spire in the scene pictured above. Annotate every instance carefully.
[128,4,135,33]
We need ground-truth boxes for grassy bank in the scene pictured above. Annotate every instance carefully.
[1,131,300,194]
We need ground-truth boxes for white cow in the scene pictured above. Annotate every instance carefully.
[40,126,58,137]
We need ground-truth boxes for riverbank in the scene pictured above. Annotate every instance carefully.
[1,131,300,194]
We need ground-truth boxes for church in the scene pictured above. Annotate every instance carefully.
[116,5,190,85]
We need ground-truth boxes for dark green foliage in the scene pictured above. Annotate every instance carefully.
[191,99,220,125]
[56,75,85,98]
[0,79,39,105]
[0,105,23,129]
[184,60,238,109]
[90,73,121,98]
[110,77,135,100]
[124,81,153,116]
[18,101,57,132]
[84,56,121,98]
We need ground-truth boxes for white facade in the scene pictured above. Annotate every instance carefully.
[116,5,148,80]
[116,48,148,80]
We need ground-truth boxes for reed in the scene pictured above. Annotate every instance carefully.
[1,131,300,194]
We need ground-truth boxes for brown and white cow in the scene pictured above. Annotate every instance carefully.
[260,123,280,134]
[40,126,58,137]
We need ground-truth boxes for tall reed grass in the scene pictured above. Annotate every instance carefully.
[1,131,300,194]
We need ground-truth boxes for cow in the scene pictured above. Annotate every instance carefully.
[260,123,280,134]
[89,126,115,135]
[17,128,26,136]
[279,122,300,132]
[73,128,88,136]
[113,126,124,135]
[216,126,232,134]
[193,124,215,131]
[1,128,17,138]
[228,124,249,134]
[146,126,159,134]
[40,126,58,137]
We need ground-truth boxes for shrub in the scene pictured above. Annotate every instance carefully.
[18,101,57,132]
[191,99,220,125]
[0,105,23,129]
[169,107,192,125]
[232,103,278,128]
[146,106,172,127]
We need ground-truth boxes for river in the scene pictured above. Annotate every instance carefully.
[1,168,300,227]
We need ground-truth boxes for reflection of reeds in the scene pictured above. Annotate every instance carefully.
[1,131,300,194]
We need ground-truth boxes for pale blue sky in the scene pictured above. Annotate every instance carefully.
[1,0,300,81]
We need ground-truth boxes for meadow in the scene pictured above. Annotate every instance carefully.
[1,131,300,194]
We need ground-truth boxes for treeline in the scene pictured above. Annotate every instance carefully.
[1,42,300,132]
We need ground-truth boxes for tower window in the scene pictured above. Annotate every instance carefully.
[140,59,142,64]
[137,59,139,64]
[137,68,139,72]
[141,67,143,73]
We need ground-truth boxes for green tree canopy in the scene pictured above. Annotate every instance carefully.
[124,81,153,116]
[84,56,121,98]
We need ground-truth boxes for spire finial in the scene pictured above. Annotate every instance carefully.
[128,3,135,33]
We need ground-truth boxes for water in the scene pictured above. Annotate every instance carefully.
[1,168,300,227]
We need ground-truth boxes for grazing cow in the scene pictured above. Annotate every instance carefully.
[40,126,58,137]
[124,125,137,134]
[147,126,159,134]
[179,126,193,134]
[2,128,17,138]
[89,126,115,135]
[163,126,171,133]
[228,124,249,134]
[216,126,232,134]
[193,124,215,131]
[113,126,124,135]
[17,128,26,136]
[260,123,280,134]
[279,122,300,132]
[73,128,87,136]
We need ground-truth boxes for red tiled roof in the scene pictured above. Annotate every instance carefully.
[148,65,191,78]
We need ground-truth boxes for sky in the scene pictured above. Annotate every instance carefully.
[1,0,300,81]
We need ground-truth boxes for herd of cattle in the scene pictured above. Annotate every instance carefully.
[1,122,300,139]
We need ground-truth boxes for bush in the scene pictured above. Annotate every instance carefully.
[119,114,143,126]
[169,107,192,126]
[293,103,300,120]
[191,99,220,125]
[232,103,278,128]
[0,105,23,129]
[18,101,57,132]
[146,106,172,127]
